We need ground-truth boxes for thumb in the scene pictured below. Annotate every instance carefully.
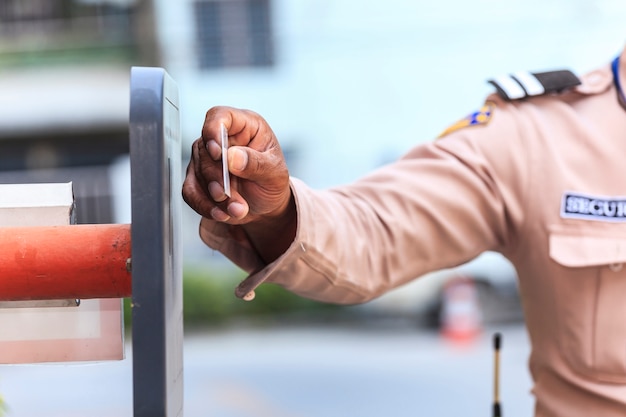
[228,146,250,175]
[228,146,283,181]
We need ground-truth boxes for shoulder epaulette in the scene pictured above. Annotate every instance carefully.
[488,70,581,101]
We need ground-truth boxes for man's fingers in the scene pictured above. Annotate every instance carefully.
[185,140,236,220]
[184,166,248,223]
[207,183,249,222]
[195,138,218,168]
[193,138,224,190]
[182,161,215,217]
[206,139,222,160]
[208,181,228,203]
[194,106,290,222]
[202,107,274,151]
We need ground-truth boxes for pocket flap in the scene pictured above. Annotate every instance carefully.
[550,234,626,268]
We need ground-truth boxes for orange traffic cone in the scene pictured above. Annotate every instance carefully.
[440,275,483,345]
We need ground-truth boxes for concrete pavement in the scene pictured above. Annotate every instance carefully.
[0,322,534,417]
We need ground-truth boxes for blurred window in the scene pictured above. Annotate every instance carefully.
[194,0,274,69]
[0,0,137,67]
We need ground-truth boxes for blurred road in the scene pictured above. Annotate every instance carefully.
[0,323,534,417]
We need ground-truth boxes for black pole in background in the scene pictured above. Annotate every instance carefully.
[493,332,502,417]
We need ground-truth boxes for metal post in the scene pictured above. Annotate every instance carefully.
[129,66,184,417]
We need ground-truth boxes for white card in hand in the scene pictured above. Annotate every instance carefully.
[220,123,231,197]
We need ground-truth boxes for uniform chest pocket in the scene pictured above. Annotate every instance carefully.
[550,233,626,383]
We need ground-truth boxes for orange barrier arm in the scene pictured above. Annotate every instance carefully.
[0,224,131,301]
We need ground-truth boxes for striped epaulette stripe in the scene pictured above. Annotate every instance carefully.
[488,70,581,101]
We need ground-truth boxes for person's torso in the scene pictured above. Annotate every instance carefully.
[509,59,626,416]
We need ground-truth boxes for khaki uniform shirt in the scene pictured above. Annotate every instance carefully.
[199,46,626,416]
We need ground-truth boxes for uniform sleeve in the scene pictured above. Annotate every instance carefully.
[200,99,530,304]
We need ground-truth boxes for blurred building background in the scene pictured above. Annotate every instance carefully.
[0,0,625,318]
[0,0,148,223]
